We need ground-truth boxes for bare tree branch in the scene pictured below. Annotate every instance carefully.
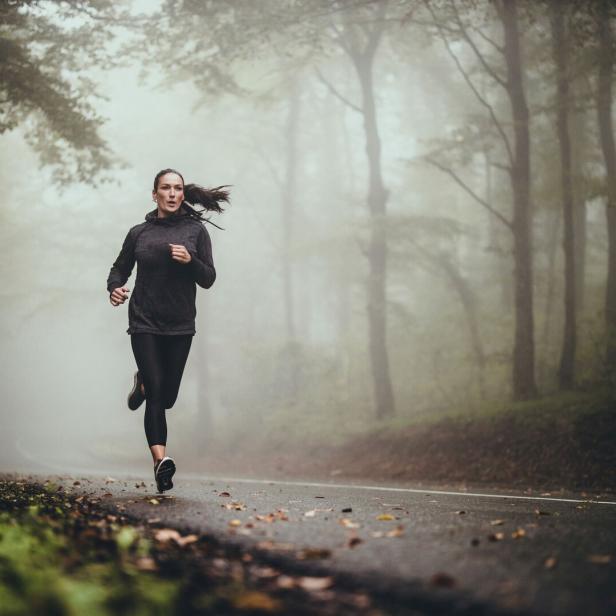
[314,67,363,113]
[450,0,508,88]
[424,156,513,229]
[490,160,512,172]
[423,0,514,165]
[470,25,504,54]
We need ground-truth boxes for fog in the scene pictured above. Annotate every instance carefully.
[1,0,612,484]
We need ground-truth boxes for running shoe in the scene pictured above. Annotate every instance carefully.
[154,456,176,493]
[127,371,145,411]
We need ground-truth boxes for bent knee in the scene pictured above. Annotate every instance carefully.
[164,395,178,409]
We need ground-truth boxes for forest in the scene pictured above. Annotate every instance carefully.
[1,0,615,488]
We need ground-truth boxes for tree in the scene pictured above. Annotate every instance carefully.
[0,0,120,184]
[596,0,616,368]
[422,0,538,399]
[550,0,576,389]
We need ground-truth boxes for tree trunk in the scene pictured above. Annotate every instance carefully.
[551,1,576,389]
[436,255,487,400]
[501,0,538,399]
[282,80,299,343]
[597,0,616,366]
[571,80,587,315]
[484,149,512,310]
[539,209,561,389]
[280,80,301,395]
[346,8,395,419]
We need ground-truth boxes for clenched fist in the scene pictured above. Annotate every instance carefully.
[110,286,130,306]
[169,243,192,264]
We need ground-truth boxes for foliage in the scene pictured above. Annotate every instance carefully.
[0,1,123,185]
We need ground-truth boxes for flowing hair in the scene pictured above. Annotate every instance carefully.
[153,168,230,230]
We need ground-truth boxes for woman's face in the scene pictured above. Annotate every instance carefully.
[153,172,185,218]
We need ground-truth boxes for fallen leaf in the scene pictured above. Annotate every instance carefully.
[276,575,296,589]
[233,591,281,612]
[135,557,157,571]
[147,517,161,524]
[430,572,456,588]
[376,514,395,521]
[304,510,317,517]
[386,525,405,537]
[256,541,295,551]
[298,548,331,560]
[219,491,231,497]
[490,519,505,526]
[544,556,557,569]
[488,532,505,542]
[176,534,199,547]
[228,519,242,527]
[298,576,334,591]
[347,535,363,548]
[339,518,360,529]
[223,501,247,511]
[154,528,181,542]
[252,566,280,579]
[511,528,526,539]
[148,498,159,505]
[587,554,611,565]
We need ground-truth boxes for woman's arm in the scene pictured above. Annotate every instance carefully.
[107,228,136,295]
[188,226,216,289]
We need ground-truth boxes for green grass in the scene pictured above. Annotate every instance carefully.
[0,490,181,616]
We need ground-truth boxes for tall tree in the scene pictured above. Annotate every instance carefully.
[327,1,396,418]
[550,0,576,389]
[596,0,616,367]
[423,0,537,399]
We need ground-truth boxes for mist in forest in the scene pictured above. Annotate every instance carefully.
[0,0,613,479]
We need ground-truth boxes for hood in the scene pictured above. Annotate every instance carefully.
[144,208,191,225]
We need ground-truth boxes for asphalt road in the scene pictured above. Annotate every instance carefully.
[19,471,616,615]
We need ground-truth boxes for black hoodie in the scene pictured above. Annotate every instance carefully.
[106,209,216,335]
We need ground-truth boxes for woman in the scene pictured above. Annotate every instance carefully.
[107,168,228,493]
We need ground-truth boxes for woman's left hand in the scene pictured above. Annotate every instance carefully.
[169,243,192,264]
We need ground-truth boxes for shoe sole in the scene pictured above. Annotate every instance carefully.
[155,459,176,493]
[127,372,144,411]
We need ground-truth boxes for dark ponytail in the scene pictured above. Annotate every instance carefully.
[181,185,230,230]
[153,168,230,230]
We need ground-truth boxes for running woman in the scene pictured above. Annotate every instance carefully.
[107,168,228,493]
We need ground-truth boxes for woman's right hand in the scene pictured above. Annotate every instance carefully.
[110,286,130,306]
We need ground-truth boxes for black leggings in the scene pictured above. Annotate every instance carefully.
[130,333,193,447]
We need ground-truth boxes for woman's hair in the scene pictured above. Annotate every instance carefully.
[153,168,230,229]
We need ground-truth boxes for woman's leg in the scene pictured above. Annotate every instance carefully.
[130,334,168,463]
[160,335,193,410]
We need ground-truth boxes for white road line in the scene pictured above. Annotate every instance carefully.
[200,475,616,506]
